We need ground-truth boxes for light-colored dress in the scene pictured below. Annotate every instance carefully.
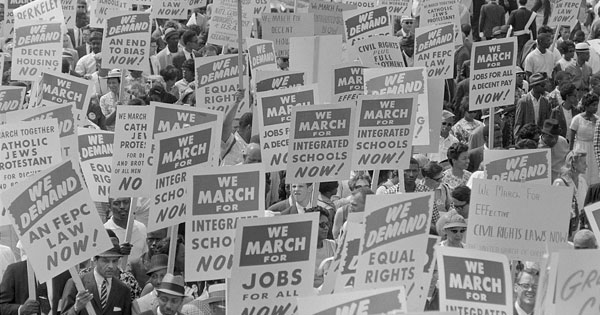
[441,168,472,190]
[570,114,600,185]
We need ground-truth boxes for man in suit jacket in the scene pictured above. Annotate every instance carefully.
[550,82,580,139]
[514,73,551,138]
[508,0,537,57]
[467,123,503,172]
[62,237,131,315]
[513,269,538,315]
[479,0,506,40]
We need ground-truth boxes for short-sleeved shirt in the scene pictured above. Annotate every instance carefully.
[524,48,554,78]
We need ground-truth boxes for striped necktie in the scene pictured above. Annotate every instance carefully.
[100,279,108,310]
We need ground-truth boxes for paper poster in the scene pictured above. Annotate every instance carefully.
[354,193,433,309]
[194,54,251,117]
[110,105,154,198]
[332,63,366,103]
[584,202,600,243]
[260,13,315,57]
[6,103,77,159]
[62,0,76,28]
[189,0,208,9]
[256,85,318,172]
[185,164,265,281]
[484,149,551,185]
[208,0,258,49]
[151,0,188,20]
[0,119,62,192]
[102,12,151,72]
[287,103,355,183]
[437,247,513,315]
[30,71,93,124]
[335,221,363,292]
[412,235,441,311]
[414,23,455,79]
[0,86,26,114]
[548,0,581,28]
[148,123,220,231]
[420,0,461,28]
[554,250,600,315]
[229,214,318,315]
[309,0,356,37]
[77,128,114,202]
[352,94,417,170]
[4,0,36,38]
[151,101,223,135]
[343,6,392,46]
[348,35,405,68]
[364,67,430,146]
[342,0,377,8]
[11,21,62,81]
[247,38,278,77]
[469,37,517,110]
[0,159,113,283]
[13,0,64,28]
[467,179,571,262]
[378,0,413,17]
[297,286,407,315]
[255,70,305,92]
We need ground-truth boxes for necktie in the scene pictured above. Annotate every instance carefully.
[100,279,108,310]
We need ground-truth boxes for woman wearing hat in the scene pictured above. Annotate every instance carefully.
[569,93,599,185]
[437,210,467,248]
[553,150,588,238]
[100,69,122,131]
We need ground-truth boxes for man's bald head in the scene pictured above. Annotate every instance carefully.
[573,229,598,249]
[244,143,261,164]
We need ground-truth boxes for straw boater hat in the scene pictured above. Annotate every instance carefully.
[204,283,226,304]
[163,28,179,41]
[528,73,547,87]
[443,212,467,230]
[156,274,186,297]
[107,69,121,79]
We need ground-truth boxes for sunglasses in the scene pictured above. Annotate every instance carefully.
[449,228,466,234]
[442,122,453,126]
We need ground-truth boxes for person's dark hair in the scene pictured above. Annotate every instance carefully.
[451,185,471,203]
[517,123,541,141]
[128,98,145,106]
[582,93,600,109]
[160,65,180,82]
[538,25,554,35]
[181,30,197,46]
[461,24,471,37]
[182,59,195,72]
[446,142,469,166]
[554,71,571,85]
[307,206,330,221]
[559,40,575,55]
[187,24,203,36]
[349,173,372,191]
[518,0,526,5]
[515,139,539,149]
[319,181,339,195]
[239,112,252,128]
[351,186,374,199]
[421,161,443,179]
[559,82,577,100]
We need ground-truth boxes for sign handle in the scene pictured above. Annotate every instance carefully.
[371,170,380,192]
[237,0,244,90]
[488,106,495,149]
[68,267,97,315]
[119,198,137,270]
[167,226,178,274]
[311,183,319,209]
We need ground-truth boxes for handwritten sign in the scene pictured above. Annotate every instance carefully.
[548,0,581,28]
[309,0,356,37]
[554,250,600,315]
[414,23,455,79]
[378,0,413,17]
[484,149,551,185]
[77,128,114,202]
[261,13,315,57]
[209,0,258,49]
[349,35,405,68]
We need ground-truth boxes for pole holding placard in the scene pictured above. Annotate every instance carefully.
[488,107,495,149]
[167,226,178,274]
[119,198,138,270]
[237,0,244,90]
[68,267,97,315]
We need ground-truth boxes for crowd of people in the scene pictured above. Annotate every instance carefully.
[1,0,600,314]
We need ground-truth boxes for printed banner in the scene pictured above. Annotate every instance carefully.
[0,119,62,192]
[555,250,600,315]
[584,202,600,243]
[102,12,151,72]
[437,247,513,315]
[151,0,188,20]
[208,0,257,49]
[77,128,114,202]
[309,0,356,37]
[469,37,517,110]
[4,0,36,38]
[414,23,455,79]
[247,38,278,77]
[354,193,433,309]
[297,286,407,315]
[548,0,581,28]
[186,164,265,281]
[287,103,355,183]
[332,63,366,103]
[352,94,417,170]
[256,84,318,172]
[229,215,318,315]
[13,0,64,28]
[12,21,62,81]
[484,149,551,185]
[342,0,377,9]
[0,159,113,283]
[343,6,392,46]
[378,0,413,17]
[335,221,363,292]
[0,86,26,114]
[467,179,571,262]
[420,0,460,28]
[151,101,223,135]
[260,13,315,57]
[364,67,430,146]
[148,123,220,231]
[110,105,154,198]
[348,35,405,68]
[255,70,306,92]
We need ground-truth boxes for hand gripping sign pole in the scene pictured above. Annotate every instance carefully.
[68,267,97,315]
[120,198,137,270]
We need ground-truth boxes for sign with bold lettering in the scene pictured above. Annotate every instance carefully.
[255,70,306,92]
[309,0,356,37]
[151,0,188,19]
[102,12,151,72]
[332,63,366,103]
[415,23,455,79]
[484,149,551,185]
[297,286,407,315]
[77,128,114,202]
[548,0,581,28]
[12,21,62,81]
[378,0,413,17]
[348,35,405,68]
[335,221,364,292]
[344,6,392,46]
[0,86,27,114]
[247,38,278,77]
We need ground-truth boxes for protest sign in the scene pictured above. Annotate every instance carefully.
[467,179,571,262]
[344,6,392,46]
[208,0,258,49]
[437,247,512,315]
[554,250,600,315]
[148,123,220,232]
[151,0,188,20]
[229,214,318,315]
[62,0,76,28]
[77,128,113,202]
[354,193,432,309]
[0,119,62,192]
[256,84,318,172]
[151,102,223,135]
[420,0,460,28]
[287,103,355,183]
[378,0,413,17]
[4,0,35,38]
[188,0,208,10]
[414,23,455,79]
[102,12,151,72]
[186,164,265,281]
[260,13,315,57]
[335,221,363,292]
[110,105,154,198]
[12,21,62,81]
[548,0,581,28]
[13,0,64,28]
[584,202,600,243]
[332,63,366,103]
[469,37,517,110]
[342,0,377,8]
[30,72,93,124]
[348,35,405,68]
[194,54,251,117]
[353,94,417,170]
[255,70,306,92]
[0,86,26,114]
[412,235,440,311]
[309,0,356,37]
[247,38,278,77]
[484,149,551,185]
[297,286,407,315]
[364,67,430,146]
[0,159,113,283]
[6,103,77,159]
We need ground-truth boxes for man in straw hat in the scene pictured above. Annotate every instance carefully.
[132,254,168,315]
[62,231,132,315]
[139,274,187,315]
[538,118,569,181]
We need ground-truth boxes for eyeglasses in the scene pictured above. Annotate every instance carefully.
[442,122,453,126]
[403,21,413,24]
[449,228,466,234]
[518,283,538,291]
[319,222,330,228]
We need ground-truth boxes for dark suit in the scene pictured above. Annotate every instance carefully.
[76,45,88,62]
[514,93,551,138]
[479,2,506,39]
[267,199,291,212]
[550,105,581,138]
[62,272,131,315]
[467,146,485,173]
[508,7,537,57]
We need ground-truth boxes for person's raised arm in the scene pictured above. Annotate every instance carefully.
[222,89,245,143]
